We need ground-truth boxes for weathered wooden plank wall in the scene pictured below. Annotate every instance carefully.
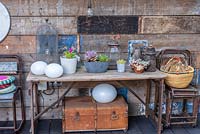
[0,0,199,121]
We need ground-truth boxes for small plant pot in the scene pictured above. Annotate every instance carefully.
[134,67,144,74]
[131,64,145,74]
[117,64,125,73]
[60,56,77,74]
[84,61,109,73]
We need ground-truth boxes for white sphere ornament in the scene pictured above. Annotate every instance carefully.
[31,61,47,75]
[92,83,117,103]
[44,63,63,78]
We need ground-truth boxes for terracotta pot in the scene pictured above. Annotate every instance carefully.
[130,64,144,74]
[134,67,144,74]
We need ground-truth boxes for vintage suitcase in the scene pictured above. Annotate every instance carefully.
[96,96,128,131]
[62,96,96,132]
[63,96,128,132]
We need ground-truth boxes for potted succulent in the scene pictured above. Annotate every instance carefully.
[60,47,78,74]
[84,50,110,73]
[116,59,126,72]
[130,59,149,74]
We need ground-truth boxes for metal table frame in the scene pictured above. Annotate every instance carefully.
[27,69,166,134]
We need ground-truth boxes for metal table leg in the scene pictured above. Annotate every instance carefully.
[30,82,74,133]
[157,79,164,134]
[31,83,36,134]
[145,80,151,118]
[34,83,39,116]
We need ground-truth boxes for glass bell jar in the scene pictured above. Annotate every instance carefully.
[36,23,59,63]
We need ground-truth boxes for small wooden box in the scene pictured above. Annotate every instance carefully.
[62,96,128,132]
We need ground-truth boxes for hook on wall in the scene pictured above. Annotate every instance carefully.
[87,0,94,17]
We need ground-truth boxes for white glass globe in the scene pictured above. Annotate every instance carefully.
[31,61,47,75]
[92,83,117,103]
[44,63,63,78]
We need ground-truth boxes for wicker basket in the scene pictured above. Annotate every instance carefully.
[161,66,194,88]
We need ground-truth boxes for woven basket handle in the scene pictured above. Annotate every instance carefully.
[157,49,191,69]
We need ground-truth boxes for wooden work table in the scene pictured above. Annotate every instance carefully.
[27,69,166,82]
[27,69,166,134]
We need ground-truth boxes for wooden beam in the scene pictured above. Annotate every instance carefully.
[1,0,199,16]
[140,16,200,34]
[80,34,200,52]
[10,17,77,35]
[0,36,36,54]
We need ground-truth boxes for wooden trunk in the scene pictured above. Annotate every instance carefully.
[62,96,96,132]
[62,96,128,132]
[96,96,128,130]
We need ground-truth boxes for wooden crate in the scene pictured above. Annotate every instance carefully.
[62,96,128,132]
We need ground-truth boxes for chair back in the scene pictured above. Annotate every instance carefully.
[0,55,23,89]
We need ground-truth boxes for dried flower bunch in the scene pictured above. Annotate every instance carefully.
[85,51,109,62]
[111,34,121,41]
[110,34,121,44]
[160,56,192,73]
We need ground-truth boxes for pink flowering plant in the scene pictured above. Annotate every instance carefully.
[85,50,109,62]
[63,47,77,59]
[85,50,97,62]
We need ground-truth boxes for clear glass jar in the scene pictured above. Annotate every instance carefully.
[108,43,120,63]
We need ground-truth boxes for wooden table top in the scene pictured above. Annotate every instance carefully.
[26,68,167,82]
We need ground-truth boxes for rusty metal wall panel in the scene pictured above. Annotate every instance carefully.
[78,16,138,34]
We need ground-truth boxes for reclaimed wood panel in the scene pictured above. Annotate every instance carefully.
[1,0,87,16]
[140,16,200,34]
[1,34,200,68]
[80,34,200,52]
[2,33,200,55]
[10,17,76,35]
[1,0,200,16]
[77,16,138,34]
[191,51,200,68]
[0,36,36,54]
[0,107,62,121]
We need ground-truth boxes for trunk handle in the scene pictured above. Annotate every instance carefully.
[74,112,80,121]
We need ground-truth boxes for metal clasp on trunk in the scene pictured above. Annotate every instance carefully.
[124,110,128,118]
[111,111,119,120]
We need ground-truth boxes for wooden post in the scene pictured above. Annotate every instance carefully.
[31,83,35,134]
[77,34,80,53]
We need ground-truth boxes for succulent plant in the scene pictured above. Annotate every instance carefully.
[63,47,76,59]
[130,59,150,68]
[98,54,109,62]
[117,59,126,64]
